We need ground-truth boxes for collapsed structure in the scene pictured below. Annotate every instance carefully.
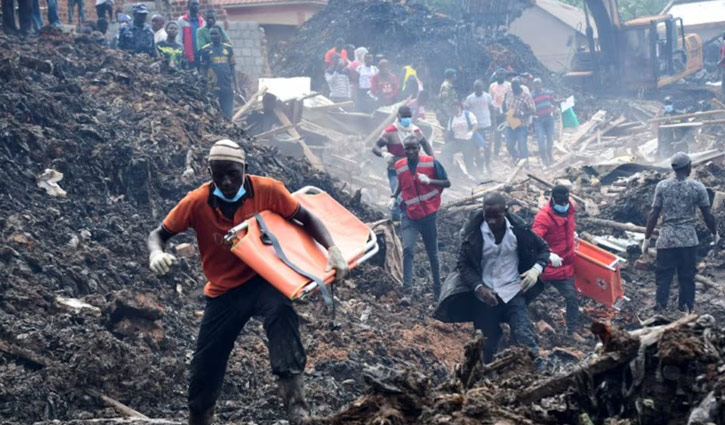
[3,1,725,424]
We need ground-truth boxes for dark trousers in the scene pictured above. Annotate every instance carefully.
[67,0,83,24]
[655,246,697,311]
[505,126,529,162]
[96,2,112,21]
[533,115,555,165]
[543,277,580,331]
[387,168,400,221]
[188,276,306,415]
[473,292,539,363]
[401,212,441,296]
[2,0,32,33]
[218,89,234,120]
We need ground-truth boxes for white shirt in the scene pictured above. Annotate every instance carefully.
[480,218,522,303]
[465,92,493,129]
[154,28,167,45]
[448,111,477,140]
[357,65,378,90]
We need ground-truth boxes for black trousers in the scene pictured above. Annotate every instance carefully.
[543,277,580,331]
[187,276,306,415]
[2,0,31,33]
[655,246,697,311]
[472,292,539,364]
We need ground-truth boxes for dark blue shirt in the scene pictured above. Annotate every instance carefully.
[117,23,156,57]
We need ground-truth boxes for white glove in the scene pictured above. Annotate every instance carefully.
[149,250,177,275]
[520,266,541,292]
[549,253,563,268]
[387,197,396,211]
[713,233,721,246]
[325,246,349,281]
[417,173,431,185]
[382,152,396,166]
[641,238,650,256]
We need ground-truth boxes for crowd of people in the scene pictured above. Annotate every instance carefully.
[2,0,241,119]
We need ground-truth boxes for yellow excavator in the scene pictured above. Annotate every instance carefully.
[567,0,703,93]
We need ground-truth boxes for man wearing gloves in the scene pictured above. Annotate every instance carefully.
[643,152,718,314]
[147,139,348,425]
[372,106,434,221]
[532,185,580,335]
[391,136,450,303]
[434,192,549,367]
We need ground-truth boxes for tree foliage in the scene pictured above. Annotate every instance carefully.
[559,0,668,21]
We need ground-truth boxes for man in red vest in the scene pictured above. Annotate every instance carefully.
[532,185,580,334]
[391,136,451,303]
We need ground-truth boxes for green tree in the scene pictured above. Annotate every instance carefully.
[559,0,668,21]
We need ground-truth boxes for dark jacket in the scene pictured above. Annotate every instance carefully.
[117,23,156,57]
[434,209,550,323]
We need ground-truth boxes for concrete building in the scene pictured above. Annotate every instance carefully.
[662,0,725,43]
[509,0,598,74]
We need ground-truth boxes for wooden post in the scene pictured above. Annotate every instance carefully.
[231,86,268,123]
[273,108,325,171]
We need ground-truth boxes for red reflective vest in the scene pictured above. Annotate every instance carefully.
[394,155,441,220]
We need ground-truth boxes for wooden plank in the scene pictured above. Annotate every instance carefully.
[648,109,725,123]
[306,100,355,110]
[274,108,324,171]
[659,118,725,129]
[567,110,606,148]
[254,125,294,140]
[231,86,268,123]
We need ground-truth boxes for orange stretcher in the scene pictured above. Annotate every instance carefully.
[574,238,626,309]
[223,186,379,305]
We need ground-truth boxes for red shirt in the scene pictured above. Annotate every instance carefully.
[325,48,348,66]
[162,176,299,297]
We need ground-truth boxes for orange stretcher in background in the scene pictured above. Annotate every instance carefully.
[223,186,379,305]
[574,238,626,309]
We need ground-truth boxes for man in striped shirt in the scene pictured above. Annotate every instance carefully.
[532,78,556,166]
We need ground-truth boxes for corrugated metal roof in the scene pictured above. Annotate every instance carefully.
[535,0,597,37]
[665,0,725,26]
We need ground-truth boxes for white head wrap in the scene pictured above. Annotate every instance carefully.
[208,139,245,163]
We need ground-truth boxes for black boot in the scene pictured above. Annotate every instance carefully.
[189,408,214,425]
[278,374,310,425]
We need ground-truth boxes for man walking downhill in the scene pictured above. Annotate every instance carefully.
[199,26,240,119]
[531,78,556,166]
[178,0,204,69]
[147,140,348,425]
[372,105,434,222]
[435,193,549,368]
[532,185,581,335]
[464,80,494,175]
[643,152,719,314]
[443,102,481,178]
[503,77,535,165]
[391,136,450,304]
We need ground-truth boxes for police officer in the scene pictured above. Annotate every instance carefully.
[116,3,156,57]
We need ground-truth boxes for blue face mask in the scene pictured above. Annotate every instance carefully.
[213,185,246,203]
[664,104,674,113]
[400,117,412,127]
[553,203,570,214]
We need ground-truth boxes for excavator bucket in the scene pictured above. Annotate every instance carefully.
[573,238,625,308]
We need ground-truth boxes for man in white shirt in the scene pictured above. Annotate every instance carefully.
[151,14,167,45]
[464,80,494,174]
[442,102,481,177]
[434,193,550,367]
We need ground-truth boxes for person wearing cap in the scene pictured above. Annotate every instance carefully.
[116,4,156,57]
[643,152,719,314]
[434,192,549,368]
[489,68,510,159]
[196,9,229,48]
[199,26,240,119]
[656,96,686,159]
[370,59,399,106]
[178,0,205,68]
[531,185,581,335]
[390,135,450,303]
[147,140,348,425]
[150,14,166,44]
[437,68,459,126]
[156,21,186,73]
[372,105,434,221]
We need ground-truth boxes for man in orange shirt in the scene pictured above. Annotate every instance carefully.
[324,37,348,66]
[147,139,348,425]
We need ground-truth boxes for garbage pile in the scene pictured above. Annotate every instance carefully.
[271,0,553,93]
[0,31,471,424]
